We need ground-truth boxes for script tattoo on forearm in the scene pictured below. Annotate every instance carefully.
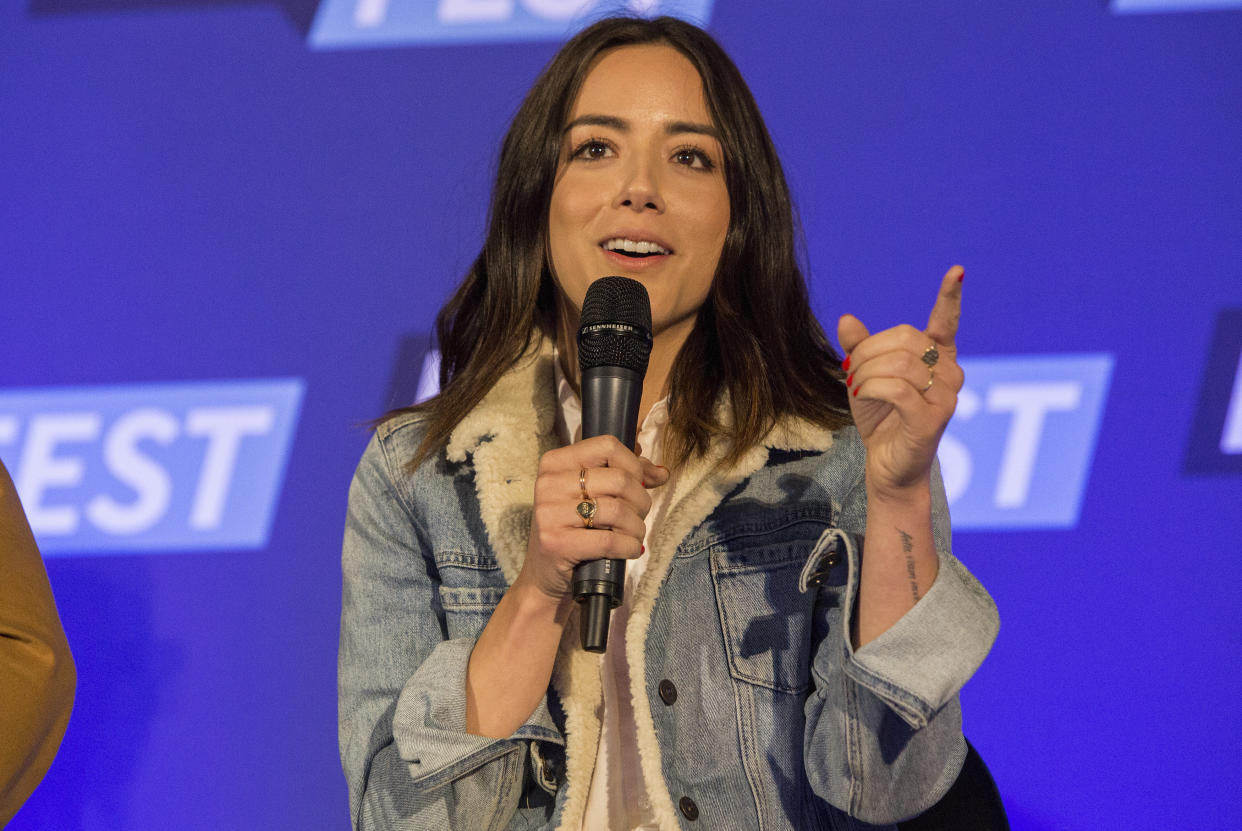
[898,528,920,603]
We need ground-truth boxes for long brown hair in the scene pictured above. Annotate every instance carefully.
[401,15,850,469]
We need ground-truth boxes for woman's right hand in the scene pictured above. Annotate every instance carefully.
[517,435,669,604]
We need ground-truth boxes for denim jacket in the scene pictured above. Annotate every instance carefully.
[338,341,999,830]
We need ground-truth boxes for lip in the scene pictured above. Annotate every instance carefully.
[601,247,671,271]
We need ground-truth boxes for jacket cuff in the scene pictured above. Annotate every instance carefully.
[840,550,999,729]
[392,638,563,790]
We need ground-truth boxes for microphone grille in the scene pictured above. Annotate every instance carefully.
[578,276,653,373]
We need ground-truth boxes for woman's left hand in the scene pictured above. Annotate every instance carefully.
[837,265,964,499]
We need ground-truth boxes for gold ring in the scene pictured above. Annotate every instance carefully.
[576,498,597,529]
[922,368,935,393]
[921,344,940,368]
[579,468,591,501]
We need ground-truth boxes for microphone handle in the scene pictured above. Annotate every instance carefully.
[573,366,643,653]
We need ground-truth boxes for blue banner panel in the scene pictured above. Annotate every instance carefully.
[1185,308,1242,474]
[309,0,715,49]
[0,379,304,555]
[406,350,1114,530]
[937,355,1114,530]
[1112,0,1242,11]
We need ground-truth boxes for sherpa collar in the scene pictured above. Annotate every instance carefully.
[445,336,834,470]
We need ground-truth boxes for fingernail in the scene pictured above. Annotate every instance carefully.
[641,480,646,487]
[852,386,859,397]
[957,270,965,283]
[641,545,646,554]
[842,355,851,371]
[847,372,854,386]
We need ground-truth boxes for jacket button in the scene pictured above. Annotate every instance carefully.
[679,796,699,821]
[658,679,678,705]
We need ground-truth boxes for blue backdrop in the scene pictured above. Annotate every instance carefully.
[3,1,1240,828]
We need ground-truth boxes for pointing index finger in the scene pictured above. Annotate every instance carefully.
[925,265,964,347]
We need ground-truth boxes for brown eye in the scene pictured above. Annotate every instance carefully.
[572,139,613,161]
[672,146,714,170]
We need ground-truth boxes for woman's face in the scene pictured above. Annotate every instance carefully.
[547,43,730,338]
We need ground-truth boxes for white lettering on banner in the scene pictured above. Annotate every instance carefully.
[986,382,1082,507]
[0,379,302,554]
[15,413,102,535]
[908,380,1085,511]
[310,0,710,49]
[437,0,514,23]
[354,0,392,27]
[185,406,276,530]
[1221,348,1242,454]
[2,406,276,537]
[933,354,1112,528]
[85,408,178,535]
[520,0,593,19]
[434,0,618,24]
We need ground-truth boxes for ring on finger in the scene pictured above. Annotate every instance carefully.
[922,368,935,394]
[578,468,591,501]
[576,497,598,529]
[921,344,940,368]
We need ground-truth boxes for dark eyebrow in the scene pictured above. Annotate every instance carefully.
[562,114,719,140]
[562,114,626,134]
[665,120,719,139]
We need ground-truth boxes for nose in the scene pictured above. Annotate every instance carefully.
[614,155,664,213]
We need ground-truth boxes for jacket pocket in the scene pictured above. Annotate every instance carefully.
[708,509,833,694]
[434,549,507,640]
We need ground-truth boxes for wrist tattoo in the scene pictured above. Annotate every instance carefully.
[897,528,920,602]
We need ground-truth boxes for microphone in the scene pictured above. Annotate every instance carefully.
[572,276,652,653]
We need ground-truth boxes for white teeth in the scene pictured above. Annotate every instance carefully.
[603,238,670,255]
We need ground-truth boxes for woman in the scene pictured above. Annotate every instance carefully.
[1,459,76,825]
[339,15,997,831]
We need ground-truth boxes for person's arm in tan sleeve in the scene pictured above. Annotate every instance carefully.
[0,458,76,825]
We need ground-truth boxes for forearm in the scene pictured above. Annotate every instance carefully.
[854,476,939,649]
[465,577,571,738]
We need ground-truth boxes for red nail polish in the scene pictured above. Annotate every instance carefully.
[641,480,646,487]
[641,545,646,554]
[842,355,851,371]
[852,387,859,397]
[957,271,965,283]
[847,372,854,386]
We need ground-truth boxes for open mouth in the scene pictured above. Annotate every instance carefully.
[602,237,673,258]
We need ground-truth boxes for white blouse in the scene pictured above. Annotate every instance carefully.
[553,357,670,831]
